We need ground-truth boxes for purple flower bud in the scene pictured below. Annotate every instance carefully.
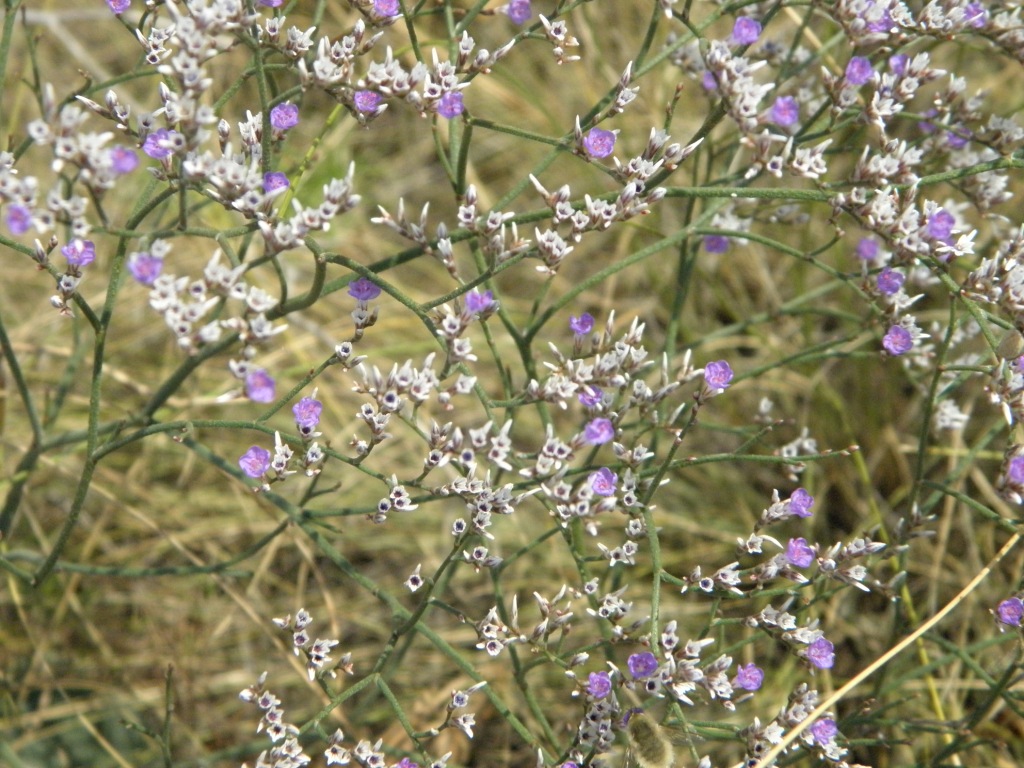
[239,446,272,478]
[438,92,464,119]
[703,234,729,253]
[809,718,838,744]
[589,467,618,496]
[569,312,594,335]
[770,95,799,127]
[855,237,879,261]
[142,128,181,159]
[807,637,835,669]
[107,0,130,13]
[127,251,163,285]
[889,54,909,76]
[62,238,96,267]
[348,276,381,301]
[5,204,32,235]
[704,360,734,390]
[786,537,815,568]
[506,0,531,24]
[583,127,616,159]
[465,289,496,316]
[733,662,764,691]
[627,652,658,679]
[110,146,138,174]
[245,369,276,403]
[1007,456,1024,484]
[926,208,955,240]
[583,417,614,445]
[876,267,905,296]
[844,56,874,86]
[354,90,384,113]
[964,1,987,27]
[731,17,762,45]
[270,102,299,131]
[883,325,913,355]
[701,71,717,91]
[293,396,323,431]
[996,597,1023,626]
[263,172,290,193]
[586,671,611,698]
[373,0,400,16]
[790,488,814,517]
[578,386,603,407]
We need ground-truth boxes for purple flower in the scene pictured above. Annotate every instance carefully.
[704,360,734,390]
[239,446,272,478]
[876,267,905,296]
[354,90,384,113]
[790,488,815,517]
[348,276,381,301]
[733,662,764,691]
[578,386,603,407]
[293,396,323,431]
[996,597,1024,626]
[731,17,762,45]
[889,54,909,76]
[883,325,913,356]
[786,537,815,568]
[260,0,284,6]
[589,467,618,496]
[855,237,879,261]
[270,102,299,131]
[770,96,799,127]
[107,0,130,13]
[582,127,616,159]
[703,234,730,253]
[245,369,276,403]
[438,92,464,119]
[127,251,163,285]
[5,204,32,235]
[569,312,595,335]
[506,0,531,24]
[844,56,874,86]
[142,128,181,160]
[701,70,718,91]
[964,1,987,27]
[809,718,838,745]
[627,651,658,679]
[62,238,96,267]
[583,418,614,445]
[109,146,138,174]
[263,172,290,193]
[586,671,611,698]
[807,637,835,669]
[926,208,955,240]
[465,289,496,316]
[1007,456,1024,484]
[373,0,401,17]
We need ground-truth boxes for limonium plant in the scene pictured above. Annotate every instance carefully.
[1,1,1023,767]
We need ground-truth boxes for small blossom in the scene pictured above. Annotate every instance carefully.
[373,0,400,16]
[770,96,799,127]
[62,239,96,267]
[583,127,616,158]
[506,0,531,24]
[260,0,284,6]
[270,102,299,131]
[731,17,761,45]
[239,446,272,478]
[589,467,617,496]
[996,597,1023,626]
[583,417,614,445]
[586,671,612,698]
[109,146,138,174]
[809,718,838,745]
[786,537,815,568]
[348,276,381,301]
[438,92,464,119]
[5,204,32,235]
[844,56,874,86]
[263,172,290,193]
[702,71,718,91]
[405,564,424,592]
[926,208,955,240]
[704,360,734,390]
[142,128,180,159]
[627,651,659,679]
[733,663,764,691]
[107,0,130,14]
[963,2,987,27]
[1007,456,1024,485]
[807,637,835,669]
[883,325,913,355]
[703,234,730,253]
[127,251,163,285]
[855,237,879,261]
[790,488,814,517]
[293,396,323,431]
[876,267,905,296]
[246,369,277,403]
[578,386,603,407]
[354,91,384,113]
[569,312,594,335]
[465,289,496,316]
